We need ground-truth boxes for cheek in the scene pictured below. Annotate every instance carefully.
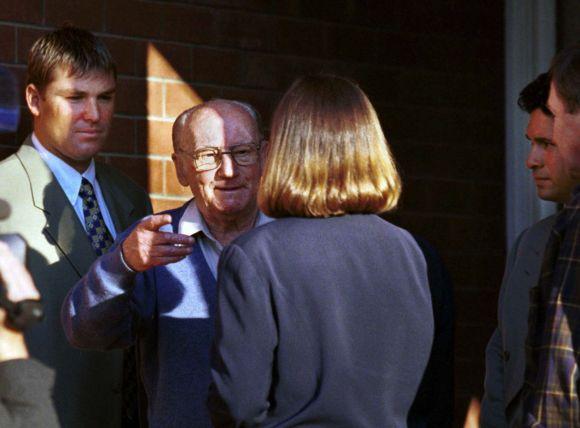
[191,172,215,199]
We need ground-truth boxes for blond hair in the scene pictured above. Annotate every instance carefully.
[259,74,401,218]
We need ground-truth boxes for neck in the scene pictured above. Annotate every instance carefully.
[204,207,259,246]
[33,131,91,173]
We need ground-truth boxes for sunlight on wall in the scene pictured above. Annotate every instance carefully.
[146,42,203,211]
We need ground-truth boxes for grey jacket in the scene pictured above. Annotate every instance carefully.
[480,215,555,427]
[0,358,59,428]
[0,138,152,427]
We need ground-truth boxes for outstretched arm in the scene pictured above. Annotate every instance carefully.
[61,214,195,350]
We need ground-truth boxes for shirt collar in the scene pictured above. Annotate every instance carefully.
[31,133,97,206]
[178,200,273,244]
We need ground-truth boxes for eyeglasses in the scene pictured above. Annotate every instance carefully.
[179,142,261,172]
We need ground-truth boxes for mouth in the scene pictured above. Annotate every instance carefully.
[214,185,244,192]
[533,177,551,186]
[76,129,103,137]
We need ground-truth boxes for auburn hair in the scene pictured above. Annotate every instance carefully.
[259,74,401,218]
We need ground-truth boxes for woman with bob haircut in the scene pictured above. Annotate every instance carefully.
[208,74,434,427]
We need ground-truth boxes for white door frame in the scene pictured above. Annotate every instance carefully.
[505,0,557,248]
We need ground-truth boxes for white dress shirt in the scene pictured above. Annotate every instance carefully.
[166,200,273,279]
[31,133,117,239]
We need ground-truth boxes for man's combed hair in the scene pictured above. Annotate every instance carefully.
[27,25,116,90]
[259,74,401,218]
[518,73,551,115]
[550,43,580,114]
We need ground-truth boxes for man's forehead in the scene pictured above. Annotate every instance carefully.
[188,104,257,146]
[46,65,116,90]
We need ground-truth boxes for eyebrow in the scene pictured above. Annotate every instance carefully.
[526,135,552,144]
[56,87,116,96]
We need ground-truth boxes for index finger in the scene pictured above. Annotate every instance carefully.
[155,232,196,247]
[141,214,173,232]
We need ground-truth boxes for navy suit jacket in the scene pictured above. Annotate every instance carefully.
[209,214,434,427]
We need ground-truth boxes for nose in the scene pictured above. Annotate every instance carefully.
[83,98,100,123]
[216,152,237,178]
[526,143,545,170]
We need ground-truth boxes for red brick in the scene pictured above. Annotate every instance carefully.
[147,80,164,118]
[0,0,43,24]
[147,42,192,81]
[375,31,502,74]
[136,120,173,156]
[242,53,296,91]
[220,87,281,127]
[104,0,165,39]
[392,142,504,183]
[45,0,105,31]
[193,47,245,86]
[104,117,135,154]
[396,70,498,111]
[102,36,136,76]
[166,161,192,197]
[163,4,217,45]
[106,155,162,193]
[375,105,503,146]
[165,81,203,118]
[151,197,184,213]
[325,23,378,63]
[272,17,326,57]
[213,10,273,51]
[148,158,164,195]
[16,27,48,65]
[114,77,148,116]
[0,25,16,63]
[191,0,275,13]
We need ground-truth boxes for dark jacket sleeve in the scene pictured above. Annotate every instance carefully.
[208,244,278,427]
[408,236,455,428]
[0,358,60,428]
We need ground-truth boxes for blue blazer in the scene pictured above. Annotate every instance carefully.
[209,214,434,427]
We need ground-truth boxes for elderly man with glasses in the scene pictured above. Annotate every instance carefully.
[61,99,272,428]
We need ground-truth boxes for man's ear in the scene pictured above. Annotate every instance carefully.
[171,153,189,187]
[25,84,41,117]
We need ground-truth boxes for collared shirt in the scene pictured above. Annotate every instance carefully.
[31,133,117,239]
[522,185,580,426]
[169,200,273,279]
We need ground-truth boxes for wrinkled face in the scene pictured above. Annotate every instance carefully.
[173,104,262,225]
[547,82,580,184]
[26,66,116,172]
[525,109,575,203]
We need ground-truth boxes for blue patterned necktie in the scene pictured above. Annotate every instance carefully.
[79,178,140,425]
[78,178,114,256]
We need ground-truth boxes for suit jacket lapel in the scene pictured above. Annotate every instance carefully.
[16,137,97,277]
[96,164,135,234]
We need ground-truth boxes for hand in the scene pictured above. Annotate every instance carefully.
[121,214,196,272]
[0,241,39,361]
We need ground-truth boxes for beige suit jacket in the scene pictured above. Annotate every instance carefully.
[480,215,556,428]
[0,137,152,427]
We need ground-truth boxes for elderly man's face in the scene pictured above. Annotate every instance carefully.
[548,82,580,183]
[174,104,262,224]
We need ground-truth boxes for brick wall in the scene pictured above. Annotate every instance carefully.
[0,1,505,425]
